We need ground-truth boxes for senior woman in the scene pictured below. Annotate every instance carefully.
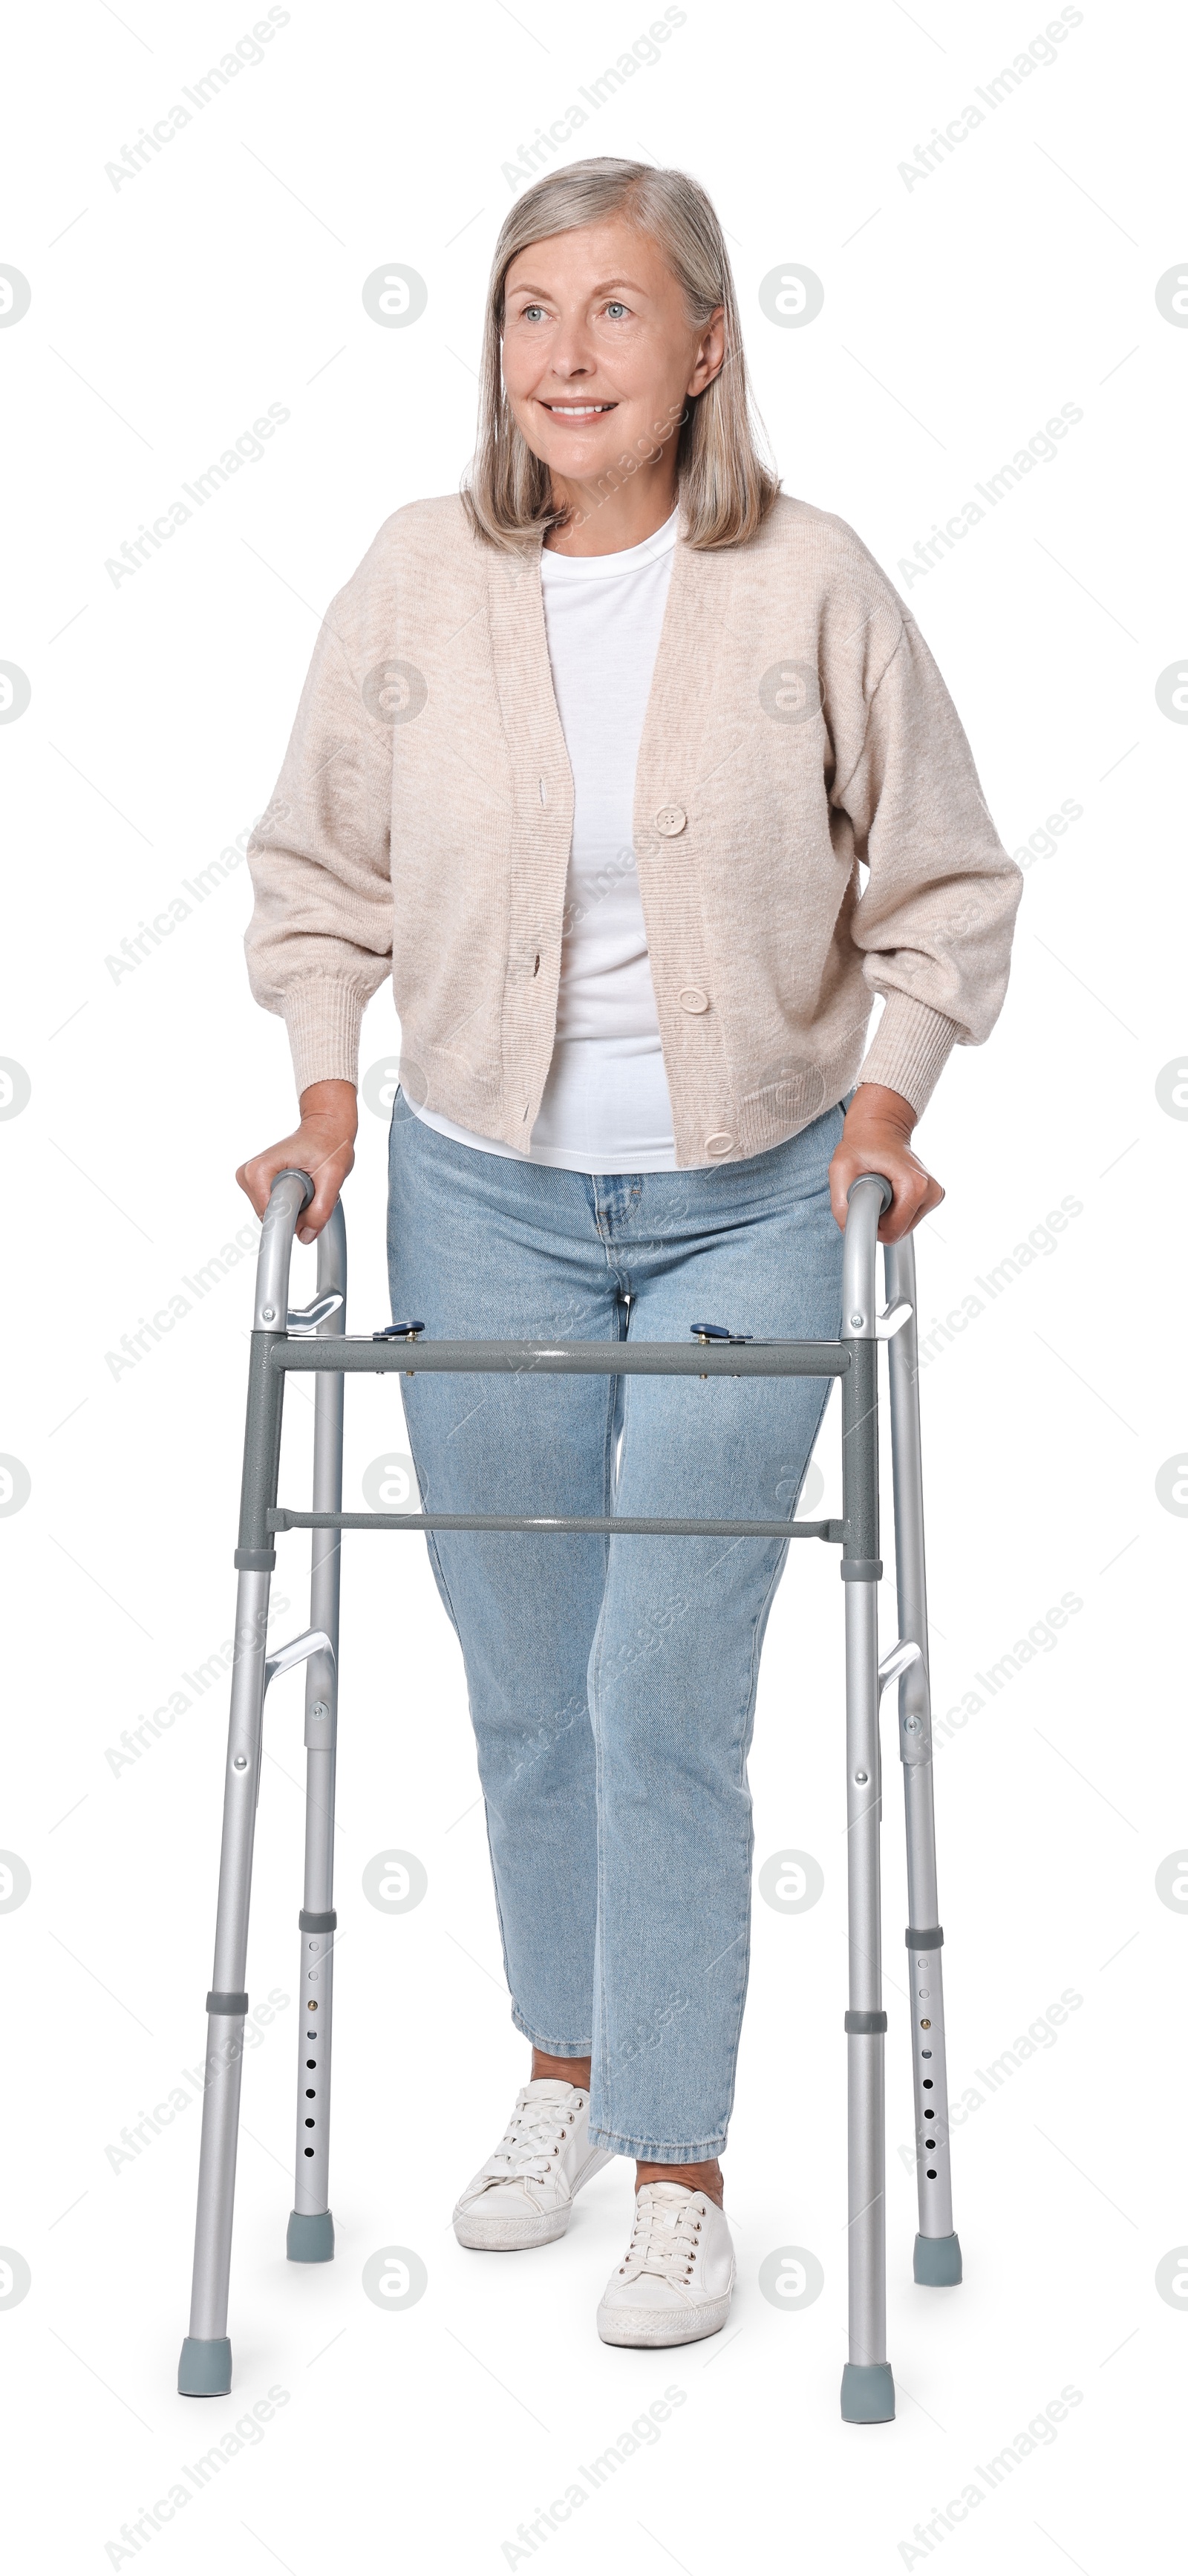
[238,157,1021,2350]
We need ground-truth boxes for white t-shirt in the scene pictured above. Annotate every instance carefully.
[410,506,679,1173]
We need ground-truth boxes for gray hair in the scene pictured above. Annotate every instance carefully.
[460,157,780,552]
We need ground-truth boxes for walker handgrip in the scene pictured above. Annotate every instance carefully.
[841,1174,892,1340]
[272,1167,316,1211]
[254,1170,318,1331]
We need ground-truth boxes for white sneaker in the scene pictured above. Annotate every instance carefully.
[597,2182,736,2347]
[453,2079,612,2251]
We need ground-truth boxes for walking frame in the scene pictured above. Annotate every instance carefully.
[178,1167,961,2422]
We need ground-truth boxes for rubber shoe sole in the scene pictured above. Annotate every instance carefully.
[596,2285,734,2347]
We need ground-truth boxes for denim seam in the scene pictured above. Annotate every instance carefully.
[587,1357,621,2136]
[422,1526,463,1641]
[478,1782,519,2012]
[510,2005,594,2054]
[587,2127,729,2159]
[417,1528,523,2012]
[693,1603,768,2152]
[734,1379,835,2126]
[701,1369,838,2149]
[712,1540,791,2145]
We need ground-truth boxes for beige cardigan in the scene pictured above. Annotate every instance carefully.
[244,491,1022,1165]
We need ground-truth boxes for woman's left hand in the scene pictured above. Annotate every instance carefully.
[828,1083,944,1243]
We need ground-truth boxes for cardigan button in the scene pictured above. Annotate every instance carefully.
[705,1132,734,1158]
[656,804,687,836]
[679,987,709,1013]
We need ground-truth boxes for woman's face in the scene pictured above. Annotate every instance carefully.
[500,216,724,494]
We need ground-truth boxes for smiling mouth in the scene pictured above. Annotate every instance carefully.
[538,401,617,420]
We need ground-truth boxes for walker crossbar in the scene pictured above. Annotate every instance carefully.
[273,1335,851,1374]
[178,1167,962,2419]
[270,1510,847,1539]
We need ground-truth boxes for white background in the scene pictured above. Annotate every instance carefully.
[2,1,1186,2568]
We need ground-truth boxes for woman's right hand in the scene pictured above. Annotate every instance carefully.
[236,1078,359,1245]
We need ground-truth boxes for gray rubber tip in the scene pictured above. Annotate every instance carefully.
[287,2208,335,2263]
[914,2229,963,2286]
[841,2360,896,2423]
[178,2335,232,2397]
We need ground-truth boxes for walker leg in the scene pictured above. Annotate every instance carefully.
[841,1572,895,2422]
[287,1204,345,2263]
[177,1570,273,2396]
[884,1235,962,2289]
[839,1177,895,2425]
[178,1169,311,2396]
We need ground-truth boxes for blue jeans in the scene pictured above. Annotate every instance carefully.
[387,1096,846,2160]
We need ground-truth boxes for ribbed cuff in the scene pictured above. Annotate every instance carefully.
[855,993,959,1120]
[281,980,365,1098]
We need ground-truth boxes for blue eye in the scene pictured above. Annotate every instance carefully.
[606,301,628,319]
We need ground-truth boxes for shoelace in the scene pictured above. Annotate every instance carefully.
[476,2085,579,2188]
[618,2184,704,2283]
